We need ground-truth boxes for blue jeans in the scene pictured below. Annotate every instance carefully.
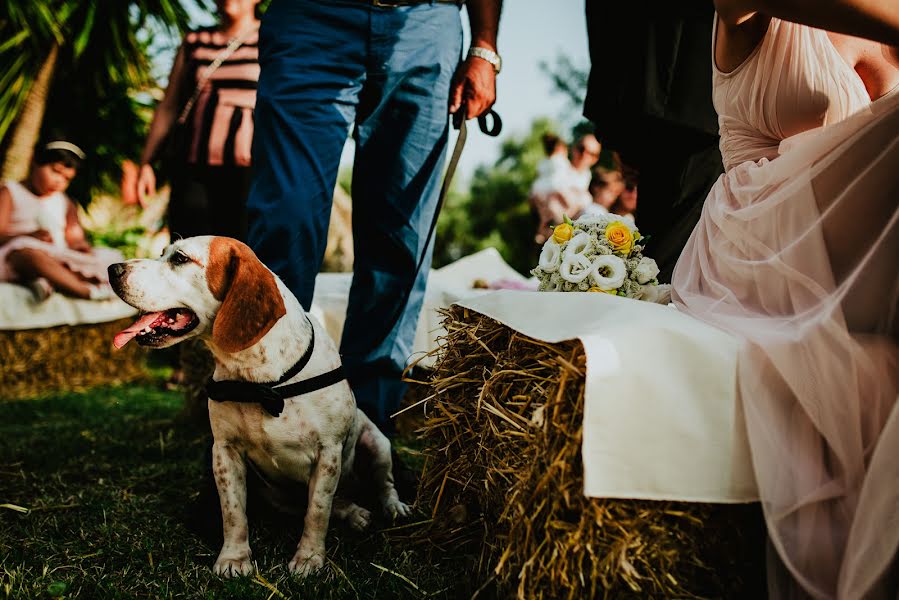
[247,0,463,432]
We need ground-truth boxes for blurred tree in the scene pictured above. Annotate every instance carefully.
[539,54,594,141]
[0,1,192,196]
[539,54,588,112]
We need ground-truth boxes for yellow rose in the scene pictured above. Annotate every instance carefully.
[605,222,634,255]
[587,287,615,294]
[552,223,574,244]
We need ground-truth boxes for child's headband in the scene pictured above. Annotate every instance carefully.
[44,141,86,160]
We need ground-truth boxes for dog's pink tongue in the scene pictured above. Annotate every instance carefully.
[113,311,165,349]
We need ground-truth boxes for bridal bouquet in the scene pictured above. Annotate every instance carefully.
[531,214,670,303]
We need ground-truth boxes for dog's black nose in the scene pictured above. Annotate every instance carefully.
[108,263,126,281]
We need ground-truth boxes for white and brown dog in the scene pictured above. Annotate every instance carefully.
[108,236,410,577]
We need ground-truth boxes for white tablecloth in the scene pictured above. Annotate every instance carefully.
[310,248,528,367]
[0,282,136,330]
[455,291,759,503]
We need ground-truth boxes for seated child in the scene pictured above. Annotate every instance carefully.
[529,133,593,244]
[0,140,123,302]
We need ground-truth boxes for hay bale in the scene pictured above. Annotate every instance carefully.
[0,318,148,399]
[409,306,765,599]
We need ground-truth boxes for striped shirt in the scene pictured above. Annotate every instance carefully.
[182,27,259,167]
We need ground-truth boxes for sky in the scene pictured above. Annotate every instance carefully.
[170,0,590,187]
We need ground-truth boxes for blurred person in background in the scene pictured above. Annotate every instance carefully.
[569,133,601,189]
[609,166,637,221]
[0,140,121,302]
[533,133,570,192]
[530,132,599,242]
[531,133,577,242]
[583,151,625,217]
[129,0,262,242]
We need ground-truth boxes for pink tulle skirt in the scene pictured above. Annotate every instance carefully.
[673,89,899,599]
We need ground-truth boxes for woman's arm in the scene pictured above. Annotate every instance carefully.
[715,0,899,45]
[130,43,190,206]
[140,44,189,166]
[0,187,13,245]
[64,199,90,252]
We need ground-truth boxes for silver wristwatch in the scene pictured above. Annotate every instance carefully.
[468,46,502,74]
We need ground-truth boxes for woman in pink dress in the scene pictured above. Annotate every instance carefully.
[0,141,122,301]
[673,2,899,598]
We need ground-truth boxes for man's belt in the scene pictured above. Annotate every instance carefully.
[346,0,463,6]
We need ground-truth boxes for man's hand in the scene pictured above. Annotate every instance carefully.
[449,55,497,119]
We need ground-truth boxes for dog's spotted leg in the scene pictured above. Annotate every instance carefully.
[332,497,372,532]
[211,441,254,578]
[358,417,412,520]
[288,447,342,577]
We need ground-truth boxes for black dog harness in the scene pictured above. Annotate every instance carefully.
[205,319,346,417]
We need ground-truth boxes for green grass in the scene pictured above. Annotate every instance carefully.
[0,385,477,599]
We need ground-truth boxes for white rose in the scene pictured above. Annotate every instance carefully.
[589,255,627,290]
[560,254,595,283]
[538,240,562,272]
[633,256,660,284]
[561,231,591,260]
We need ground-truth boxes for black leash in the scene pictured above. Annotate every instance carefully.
[206,317,346,417]
[365,108,502,360]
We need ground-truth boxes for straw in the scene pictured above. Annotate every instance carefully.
[0,318,148,399]
[403,306,765,599]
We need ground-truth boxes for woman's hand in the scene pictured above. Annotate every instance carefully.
[27,229,54,243]
[135,164,157,208]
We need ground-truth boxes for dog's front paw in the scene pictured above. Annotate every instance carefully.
[383,494,412,521]
[288,551,325,578]
[213,554,254,578]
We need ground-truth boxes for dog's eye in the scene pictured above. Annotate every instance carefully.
[170,251,191,266]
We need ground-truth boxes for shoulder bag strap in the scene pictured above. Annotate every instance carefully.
[176,27,258,125]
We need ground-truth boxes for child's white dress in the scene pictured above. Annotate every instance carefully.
[0,181,122,283]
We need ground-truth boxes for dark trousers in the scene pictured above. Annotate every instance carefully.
[247,0,463,433]
[168,164,251,241]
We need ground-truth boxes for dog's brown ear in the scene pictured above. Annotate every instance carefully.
[206,237,287,353]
